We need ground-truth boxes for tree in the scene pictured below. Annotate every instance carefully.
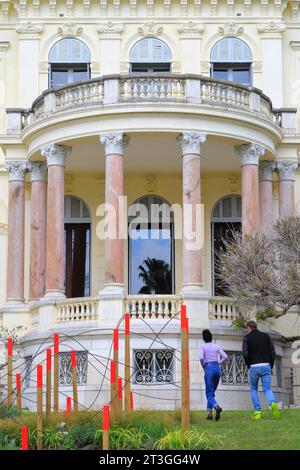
[138,257,172,294]
[218,217,300,326]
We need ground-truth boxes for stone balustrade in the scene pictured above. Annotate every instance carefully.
[209,296,250,321]
[125,295,182,319]
[6,74,295,134]
[56,297,98,323]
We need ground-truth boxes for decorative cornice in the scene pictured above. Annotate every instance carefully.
[290,41,300,51]
[0,223,8,235]
[57,23,83,37]
[41,144,71,167]
[219,22,244,37]
[97,22,123,39]
[257,21,286,38]
[5,161,28,182]
[177,132,206,156]
[276,160,298,181]
[137,22,163,37]
[15,21,43,39]
[0,42,10,54]
[259,161,275,181]
[27,162,47,182]
[235,143,265,166]
[100,133,128,156]
[253,61,263,73]
[177,22,205,39]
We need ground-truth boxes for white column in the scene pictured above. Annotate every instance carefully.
[15,22,43,107]
[0,42,10,132]
[258,22,285,108]
[177,23,204,74]
[97,23,123,75]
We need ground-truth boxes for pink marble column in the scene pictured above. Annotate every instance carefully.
[41,144,70,298]
[235,143,265,236]
[259,161,274,236]
[5,161,27,302]
[178,132,206,290]
[28,162,47,300]
[100,133,128,288]
[276,161,298,218]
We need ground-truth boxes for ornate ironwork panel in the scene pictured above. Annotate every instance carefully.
[59,351,88,386]
[221,351,248,385]
[133,349,175,384]
[24,356,33,389]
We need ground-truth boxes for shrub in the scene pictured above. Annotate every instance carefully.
[0,404,20,419]
[154,428,211,450]
[69,421,98,449]
[110,427,150,450]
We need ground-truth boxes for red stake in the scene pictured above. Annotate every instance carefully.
[118,377,123,399]
[130,391,133,410]
[53,333,59,354]
[71,350,76,368]
[46,348,52,371]
[21,426,29,450]
[113,329,119,351]
[103,405,110,431]
[7,337,13,356]
[125,313,130,336]
[180,304,187,329]
[110,359,116,384]
[66,396,72,416]
[16,373,21,393]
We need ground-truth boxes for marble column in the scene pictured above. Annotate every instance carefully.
[259,161,275,236]
[27,162,47,300]
[5,161,27,302]
[41,144,70,298]
[178,132,206,291]
[100,133,127,291]
[276,161,298,218]
[235,143,265,236]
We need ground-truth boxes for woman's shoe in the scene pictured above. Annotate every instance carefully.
[271,402,280,419]
[214,405,222,421]
[206,411,213,420]
[251,411,262,420]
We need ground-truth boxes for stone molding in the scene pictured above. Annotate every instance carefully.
[100,133,128,156]
[5,161,28,182]
[57,22,83,37]
[137,22,163,37]
[41,144,71,167]
[177,21,205,39]
[235,143,265,166]
[27,161,48,182]
[177,132,207,156]
[0,42,10,54]
[97,22,124,39]
[276,160,298,181]
[257,21,286,38]
[219,22,244,37]
[259,160,275,181]
[0,223,8,235]
[15,21,43,39]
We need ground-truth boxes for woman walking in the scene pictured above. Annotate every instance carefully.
[200,329,228,421]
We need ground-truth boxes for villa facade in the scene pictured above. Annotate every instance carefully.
[0,0,300,409]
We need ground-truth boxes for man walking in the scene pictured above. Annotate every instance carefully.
[242,320,280,420]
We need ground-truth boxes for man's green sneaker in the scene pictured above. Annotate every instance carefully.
[251,411,262,420]
[271,402,280,419]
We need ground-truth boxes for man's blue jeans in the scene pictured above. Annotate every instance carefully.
[204,362,221,411]
[249,365,276,411]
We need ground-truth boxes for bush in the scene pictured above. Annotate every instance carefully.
[69,421,98,449]
[109,427,150,450]
[154,428,211,450]
[0,404,20,420]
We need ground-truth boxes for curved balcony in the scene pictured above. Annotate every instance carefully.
[7,74,296,136]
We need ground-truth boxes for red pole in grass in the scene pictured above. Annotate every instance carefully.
[7,338,13,406]
[130,391,133,410]
[186,318,190,412]
[118,377,123,413]
[110,359,117,421]
[71,351,78,414]
[21,426,29,450]
[113,329,120,417]
[53,333,59,412]
[124,313,131,415]
[66,396,72,416]
[102,405,110,450]
[46,348,52,418]
[37,364,43,450]
[16,373,21,412]
[181,305,190,433]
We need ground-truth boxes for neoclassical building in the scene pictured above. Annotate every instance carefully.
[0,0,300,409]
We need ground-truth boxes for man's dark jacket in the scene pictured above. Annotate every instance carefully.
[242,329,276,369]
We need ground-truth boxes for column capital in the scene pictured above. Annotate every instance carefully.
[276,160,298,181]
[100,132,128,156]
[177,132,206,156]
[41,144,71,166]
[259,160,275,181]
[27,161,48,182]
[5,161,28,182]
[235,143,265,166]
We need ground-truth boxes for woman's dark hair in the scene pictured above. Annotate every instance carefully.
[202,329,213,343]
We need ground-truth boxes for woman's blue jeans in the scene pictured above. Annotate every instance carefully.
[204,362,221,411]
[249,364,276,411]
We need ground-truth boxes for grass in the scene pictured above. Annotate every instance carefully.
[0,408,299,450]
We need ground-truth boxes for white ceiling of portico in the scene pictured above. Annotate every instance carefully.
[63,133,243,175]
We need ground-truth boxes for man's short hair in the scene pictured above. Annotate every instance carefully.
[245,320,257,330]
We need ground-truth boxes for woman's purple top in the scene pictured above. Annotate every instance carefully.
[199,342,228,367]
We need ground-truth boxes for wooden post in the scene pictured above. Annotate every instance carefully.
[21,426,29,450]
[7,338,13,406]
[71,351,78,414]
[16,373,21,412]
[113,329,120,418]
[124,313,131,415]
[110,359,117,421]
[53,333,59,413]
[37,364,43,450]
[102,405,110,450]
[46,348,52,418]
[181,305,190,433]
[65,396,71,416]
[118,377,123,414]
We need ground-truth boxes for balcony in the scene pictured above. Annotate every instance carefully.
[6,74,296,136]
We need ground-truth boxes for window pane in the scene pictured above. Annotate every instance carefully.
[213,69,229,81]
[71,198,81,218]
[233,69,251,85]
[73,69,89,82]
[51,70,68,86]
[222,197,232,217]
[236,197,242,218]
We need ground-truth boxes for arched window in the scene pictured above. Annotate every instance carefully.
[64,196,91,298]
[49,38,91,88]
[128,195,175,294]
[211,195,242,296]
[129,38,172,73]
[210,37,252,86]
